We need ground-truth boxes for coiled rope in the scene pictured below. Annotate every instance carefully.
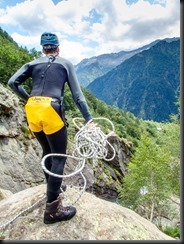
[73,117,116,161]
[0,117,116,229]
[41,117,116,205]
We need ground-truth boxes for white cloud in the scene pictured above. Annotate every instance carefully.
[0,0,180,64]
[11,32,39,48]
[59,39,93,64]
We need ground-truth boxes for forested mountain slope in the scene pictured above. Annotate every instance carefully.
[75,37,179,88]
[87,39,180,122]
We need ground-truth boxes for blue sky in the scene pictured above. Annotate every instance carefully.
[0,0,180,64]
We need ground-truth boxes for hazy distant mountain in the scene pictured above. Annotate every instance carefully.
[75,37,179,88]
[86,39,180,122]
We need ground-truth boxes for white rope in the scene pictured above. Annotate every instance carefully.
[0,195,45,229]
[73,117,116,161]
[41,117,116,205]
[41,154,85,178]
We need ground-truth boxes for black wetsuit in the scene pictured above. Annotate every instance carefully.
[8,55,92,203]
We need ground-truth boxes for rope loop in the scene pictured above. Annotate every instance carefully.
[73,117,116,161]
[41,154,85,178]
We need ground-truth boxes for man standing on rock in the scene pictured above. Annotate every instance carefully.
[8,32,94,224]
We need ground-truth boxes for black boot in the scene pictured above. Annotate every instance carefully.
[44,197,76,224]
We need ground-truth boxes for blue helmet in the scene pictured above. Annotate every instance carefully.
[40,32,59,46]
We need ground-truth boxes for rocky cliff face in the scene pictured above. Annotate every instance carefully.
[0,84,44,193]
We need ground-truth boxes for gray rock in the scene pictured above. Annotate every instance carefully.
[0,184,174,241]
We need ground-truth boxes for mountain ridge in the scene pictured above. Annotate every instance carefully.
[75,37,179,87]
[86,39,180,122]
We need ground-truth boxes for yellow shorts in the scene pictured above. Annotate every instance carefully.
[25,96,64,135]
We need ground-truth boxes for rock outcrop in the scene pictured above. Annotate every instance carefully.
[0,84,44,192]
[0,184,174,241]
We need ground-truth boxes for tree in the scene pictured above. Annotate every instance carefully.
[117,132,173,223]
[155,95,180,196]
[155,124,180,196]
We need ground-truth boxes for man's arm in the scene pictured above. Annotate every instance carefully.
[8,64,30,102]
[66,60,92,122]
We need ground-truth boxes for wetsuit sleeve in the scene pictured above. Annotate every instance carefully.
[66,61,92,122]
[8,64,30,102]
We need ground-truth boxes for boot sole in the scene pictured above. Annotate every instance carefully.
[44,213,76,224]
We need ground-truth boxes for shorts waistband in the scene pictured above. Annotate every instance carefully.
[28,96,60,103]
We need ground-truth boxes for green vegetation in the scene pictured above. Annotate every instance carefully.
[117,109,180,236]
[0,27,41,87]
[161,226,180,239]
